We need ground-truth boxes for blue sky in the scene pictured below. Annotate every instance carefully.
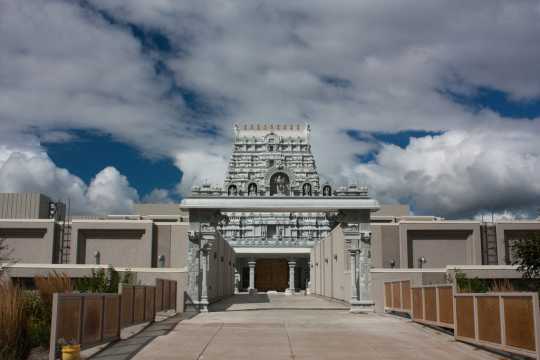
[44,131,182,201]
[1,0,540,218]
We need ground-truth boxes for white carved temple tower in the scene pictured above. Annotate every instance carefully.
[183,124,379,310]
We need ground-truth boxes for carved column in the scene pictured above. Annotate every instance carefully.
[234,268,240,294]
[199,240,210,312]
[340,210,374,312]
[349,248,359,303]
[248,260,256,293]
[187,209,228,312]
[286,259,296,295]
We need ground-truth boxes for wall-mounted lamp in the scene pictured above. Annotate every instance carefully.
[334,254,338,261]
[418,256,427,269]
[158,254,166,268]
[94,251,100,265]
[389,259,396,268]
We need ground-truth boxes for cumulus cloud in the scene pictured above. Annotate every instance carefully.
[1,0,540,217]
[142,188,175,203]
[0,143,139,214]
[174,150,229,195]
[474,210,533,222]
[354,129,540,218]
[86,167,139,214]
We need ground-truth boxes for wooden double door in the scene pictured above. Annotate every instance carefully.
[255,259,288,292]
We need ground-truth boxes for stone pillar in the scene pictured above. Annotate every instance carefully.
[349,249,359,303]
[286,260,296,295]
[340,210,374,312]
[234,268,240,294]
[248,260,256,294]
[199,240,210,312]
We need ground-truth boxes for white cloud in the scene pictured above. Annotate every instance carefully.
[87,167,139,214]
[142,188,175,203]
[0,144,139,214]
[1,0,540,217]
[474,210,533,222]
[354,128,540,218]
[174,150,229,195]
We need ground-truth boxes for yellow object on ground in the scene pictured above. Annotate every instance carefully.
[62,344,80,360]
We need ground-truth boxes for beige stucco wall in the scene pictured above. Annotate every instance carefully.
[70,220,191,269]
[71,220,154,267]
[207,232,235,303]
[0,219,57,263]
[371,224,400,268]
[495,222,540,265]
[310,225,348,303]
[170,223,189,268]
[0,193,51,219]
[398,222,482,268]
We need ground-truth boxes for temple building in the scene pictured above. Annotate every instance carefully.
[186,123,375,294]
[2,123,540,313]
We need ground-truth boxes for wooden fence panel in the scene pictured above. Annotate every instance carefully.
[455,296,475,338]
[392,282,401,309]
[133,287,145,323]
[424,288,437,322]
[170,281,177,311]
[145,287,155,322]
[454,293,540,359]
[81,296,103,346]
[49,294,121,360]
[384,283,391,308]
[438,287,453,325]
[384,281,411,314]
[503,296,536,352]
[402,281,411,311]
[163,281,170,310]
[103,295,120,339]
[53,296,82,345]
[50,279,179,360]
[121,286,133,326]
[412,288,423,320]
[477,296,501,344]
[409,285,454,329]
[155,279,164,312]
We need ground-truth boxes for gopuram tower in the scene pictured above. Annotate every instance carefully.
[182,124,379,311]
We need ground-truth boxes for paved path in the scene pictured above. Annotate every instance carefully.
[132,294,500,360]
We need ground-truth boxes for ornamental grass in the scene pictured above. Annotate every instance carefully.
[34,271,72,310]
[0,278,30,360]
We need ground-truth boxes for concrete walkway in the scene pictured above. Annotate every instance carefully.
[132,293,500,360]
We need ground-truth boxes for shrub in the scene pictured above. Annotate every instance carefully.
[455,270,489,293]
[0,279,31,360]
[512,233,540,279]
[75,268,133,293]
[25,291,51,348]
[31,272,72,349]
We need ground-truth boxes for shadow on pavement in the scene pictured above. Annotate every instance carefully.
[209,293,270,311]
[89,312,196,360]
